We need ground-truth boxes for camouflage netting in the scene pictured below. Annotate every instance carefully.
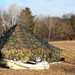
[0,25,61,62]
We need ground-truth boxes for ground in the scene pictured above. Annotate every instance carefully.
[49,40,75,64]
[0,62,75,75]
[0,40,75,75]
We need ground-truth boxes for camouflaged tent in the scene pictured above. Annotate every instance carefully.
[0,24,61,62]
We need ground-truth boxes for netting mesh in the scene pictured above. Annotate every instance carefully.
[0,25,61,62]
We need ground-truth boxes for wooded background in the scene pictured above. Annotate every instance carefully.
[0,4,75,41]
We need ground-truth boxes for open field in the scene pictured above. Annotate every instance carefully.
[0,40,75,75]
[49,40,75,64]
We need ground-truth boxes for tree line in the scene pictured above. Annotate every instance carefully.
[0,4,75,41]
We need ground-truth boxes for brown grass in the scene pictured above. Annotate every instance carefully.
[0,62,75,75]
[0,40,75,75]
[49,40,75,64]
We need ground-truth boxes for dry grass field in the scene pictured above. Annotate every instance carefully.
[0,40,75,75]
[0,62,75,75]
[49,40,75,64]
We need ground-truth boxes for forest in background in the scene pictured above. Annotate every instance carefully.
[0,4,75,42]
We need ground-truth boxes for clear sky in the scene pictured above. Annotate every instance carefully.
[0,0,75,17]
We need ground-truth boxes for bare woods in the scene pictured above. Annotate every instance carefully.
[0,4,75,41]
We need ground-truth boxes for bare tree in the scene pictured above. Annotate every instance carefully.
[0,7,8,33]
[8,4,22,27]
[0,5,22,36]
[43,17,54,41]
[34,17,41,34]
[34,16,49,41]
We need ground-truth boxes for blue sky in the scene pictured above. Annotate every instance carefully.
[0,0,75,17]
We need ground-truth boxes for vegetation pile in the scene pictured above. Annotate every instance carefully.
[0,25,61,62]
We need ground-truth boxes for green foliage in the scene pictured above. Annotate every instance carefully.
[1,49,27,61]
[1,49,53,62]
[65,19,74,34]
[18,7,35,31]
[70,15,75,32]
